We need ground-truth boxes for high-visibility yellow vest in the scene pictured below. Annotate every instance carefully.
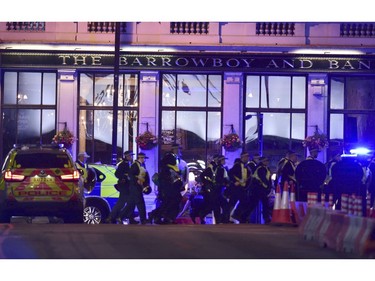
[253,165,271,189]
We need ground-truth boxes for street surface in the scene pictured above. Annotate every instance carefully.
[2,218,374,281]
[0,218,362,259]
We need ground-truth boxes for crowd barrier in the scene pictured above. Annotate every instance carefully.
[299,204,375,257]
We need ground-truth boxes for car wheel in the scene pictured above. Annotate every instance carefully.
[83,202,109,224]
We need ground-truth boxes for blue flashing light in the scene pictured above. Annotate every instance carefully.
[349,147,371,155]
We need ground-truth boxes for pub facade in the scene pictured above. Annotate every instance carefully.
[1,22,375,178]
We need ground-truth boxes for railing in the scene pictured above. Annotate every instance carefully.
[87,22,127,33]
[340,23,375,37]
[170,22,209,34]
[256,22,295,36]
[6,22,45,32]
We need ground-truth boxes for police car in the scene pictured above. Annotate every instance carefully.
[82,164,117,224]
[0,144,85,223]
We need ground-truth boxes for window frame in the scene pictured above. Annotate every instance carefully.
[160,72,224,165]
[243,73,308,168]
[77,71,140,164]
[1,70,58,161]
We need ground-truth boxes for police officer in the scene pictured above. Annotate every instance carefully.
[75,151,96,191]
[200,155,230,224]
[306,148,319,160]
[214,155,231,223]
[330,156,364,211]
[106,150,134,224]
[76,151,90,184]
[247,156,273,224]
[198,154,219,223]
[154,152,184,224]
[324,150,342,198]
[248,153,260,174]
[230,151,252,223]
[277,150,297,188]
[118,152,150,224]
[171,143,189,192]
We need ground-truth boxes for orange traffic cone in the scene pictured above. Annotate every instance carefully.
[271,181,293,225]
[273,183,281,210]
[290,182,302,224]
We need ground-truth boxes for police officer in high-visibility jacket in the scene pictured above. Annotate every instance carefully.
[229,151,252,223]
[106,150,134,224]
[201,155,230,224]
[76,152,90,185]
[76,151,90,178]
[118,152,151,224]
[247,156,273,224]
[276,150,298,188]
[324,150,342,198]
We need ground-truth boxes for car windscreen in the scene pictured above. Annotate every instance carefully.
[13,152,72,169]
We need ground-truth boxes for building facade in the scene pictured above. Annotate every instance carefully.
[1,21,375,179]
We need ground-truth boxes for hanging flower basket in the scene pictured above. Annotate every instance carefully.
[52,128,75,149]
[136,131,158,150]
[302,131,329,152]
[220,133,242,152]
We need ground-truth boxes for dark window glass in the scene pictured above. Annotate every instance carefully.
[14,152,71,168]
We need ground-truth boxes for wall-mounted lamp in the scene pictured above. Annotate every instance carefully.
[311,79,326,98]
[310,79,326,86]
